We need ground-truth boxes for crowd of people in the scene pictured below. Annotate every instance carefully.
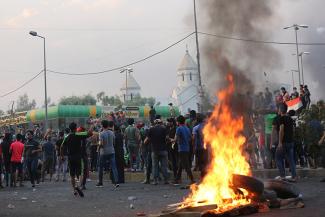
[0,109,210,196]
[0,84,324,197]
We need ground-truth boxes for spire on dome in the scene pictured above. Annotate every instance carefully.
[177,49,197,71]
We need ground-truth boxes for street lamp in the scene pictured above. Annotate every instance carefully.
[286,70,299,88]
[120,68,133,102]
[299,52,310,85]
[284,24,308,85]
[29,31,48,130]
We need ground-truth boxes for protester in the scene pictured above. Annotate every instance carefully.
[280,87,290,102]
[55,131,67,182]
[173,115,194,184]
[141,125,152,184]
[114,125,125,184]
[149,106,156,124]
[319,129,325,182]
[303,85,311,109]
[24,130,42,188]
[146,118,169,185]
[61,122,92,197]
[77,127,89,190]
[41,135,55,182]
[89,132,99,172]
[168,103,176,118]
[166,118,178,180]
[264,87,273,107]
[1,133,12,187]
[275,103,297,182]
[124,118,141,171]
[192,114,208,178]
[0,135,3,188]
[96,120,119,188]
[10,134,24,187]
[290,87,299,99]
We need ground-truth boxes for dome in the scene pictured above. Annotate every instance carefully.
[120,73,141,91]
[177,50,198,71]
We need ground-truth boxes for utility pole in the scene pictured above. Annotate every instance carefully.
[193,0,203,113]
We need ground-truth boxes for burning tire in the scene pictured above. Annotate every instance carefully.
[263,179,301,199]
[232,174,264,196]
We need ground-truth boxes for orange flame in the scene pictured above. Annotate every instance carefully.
[184,73,251,212]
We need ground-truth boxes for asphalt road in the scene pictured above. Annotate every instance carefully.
[0,177,324,217]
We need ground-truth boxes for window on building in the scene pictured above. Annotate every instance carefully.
[182,73,184,81]
[190,72,192,81]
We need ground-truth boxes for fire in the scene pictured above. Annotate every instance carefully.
[184,73,251,212]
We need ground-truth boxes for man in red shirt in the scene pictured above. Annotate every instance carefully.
[10,134,24,187]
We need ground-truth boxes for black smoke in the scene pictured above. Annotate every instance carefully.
[197,0,282,96]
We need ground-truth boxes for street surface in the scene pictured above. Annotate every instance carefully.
[0,178,324,217]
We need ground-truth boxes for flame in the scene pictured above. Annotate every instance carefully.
[183,73,251,212]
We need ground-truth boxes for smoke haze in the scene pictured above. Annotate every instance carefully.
[198,0,282,95]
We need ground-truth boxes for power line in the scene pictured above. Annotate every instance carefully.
[198,31,325,46]
[48,32,195,76]
[0,70,43,98]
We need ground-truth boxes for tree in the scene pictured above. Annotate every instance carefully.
[0,110,4,116]
[126,96,156,106]
[59,94,97,105]
[15,94,37,112]
[96,92,105,103]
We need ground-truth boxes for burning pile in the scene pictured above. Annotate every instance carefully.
[183,73,252,213]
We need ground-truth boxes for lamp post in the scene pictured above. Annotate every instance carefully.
[120,68,133,102]
[29,31,48,130]
[284,24,308,85]
[299,52,310,85]
[193,0,203,113]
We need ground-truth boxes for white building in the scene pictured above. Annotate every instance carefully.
[120,72,141,102]
[172,49,200,114]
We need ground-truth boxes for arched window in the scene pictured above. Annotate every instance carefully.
[190,72,192,81]
[182,73,185,81]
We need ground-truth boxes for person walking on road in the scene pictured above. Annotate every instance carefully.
[55,131,68,182]
[173,115,194,184]
[41,136,55,182]
[96,120,119,188]
[24,130,42,188]
[61,123,92,197]
[10,134,24,187]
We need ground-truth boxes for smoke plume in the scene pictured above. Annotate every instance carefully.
[198,0,282,96]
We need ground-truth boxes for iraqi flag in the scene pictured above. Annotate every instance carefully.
[286,97,303,111]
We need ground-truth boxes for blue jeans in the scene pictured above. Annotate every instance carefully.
[151,151,169,182]
[98,154,118,184]
[275,142,297,178]
[26,158,38,185]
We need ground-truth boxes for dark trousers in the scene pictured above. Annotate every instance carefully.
[90,146,98,172]
[176,152,194,182]
[4,158,11,186]
[143,151,152,181]
[27,158,38,185]
[82,156,89,186]
[197,149,208,178]
[169,149,178,179]
[276,143,297,178]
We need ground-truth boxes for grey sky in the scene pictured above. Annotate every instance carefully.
[0,0,324,111]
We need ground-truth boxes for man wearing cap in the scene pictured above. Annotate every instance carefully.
[61,122,93,197]
[146,117,169,185]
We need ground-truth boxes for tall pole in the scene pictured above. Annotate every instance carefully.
[294,28,301,85]
[125,69,128,103]
[193,0,203,112]
[291,71,294,88]
[300,55,305,85]
[43,37,48,130]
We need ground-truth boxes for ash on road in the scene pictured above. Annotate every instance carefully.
[0,178,324,217]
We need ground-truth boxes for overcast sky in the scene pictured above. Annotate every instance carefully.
[0,0,324,111]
